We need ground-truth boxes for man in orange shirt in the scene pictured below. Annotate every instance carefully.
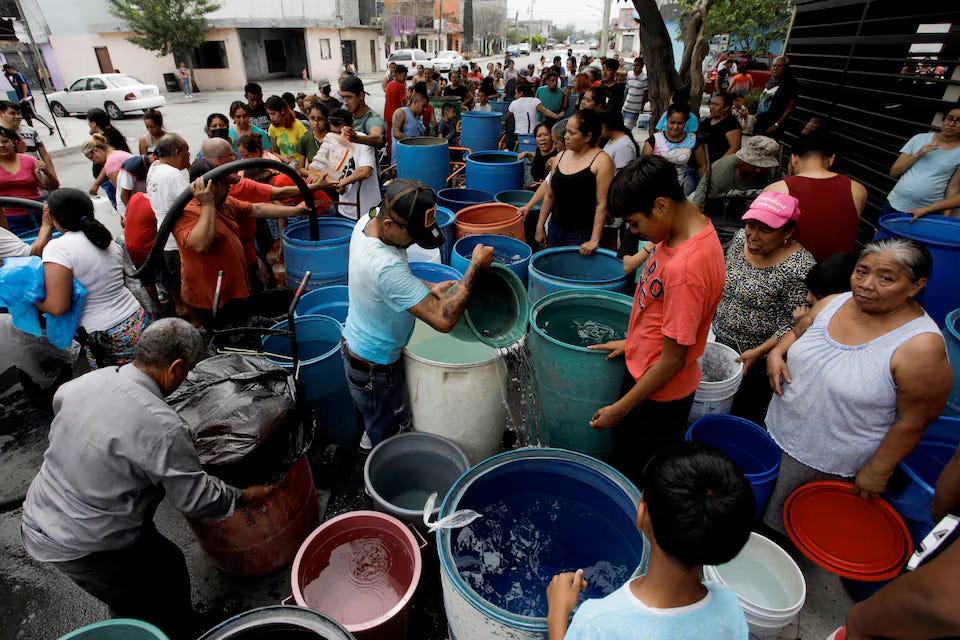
[589,156,726,487]
[174,159,308,326]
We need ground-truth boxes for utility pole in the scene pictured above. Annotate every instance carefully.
[528,0,534,52]
[437,0,443,53]
[12,0,64,145]
[599,0,611,55]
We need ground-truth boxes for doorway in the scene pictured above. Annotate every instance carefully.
[341,40,357,71]
[94,47,114,73]
[369,40,378,73]
[264,40,286,73]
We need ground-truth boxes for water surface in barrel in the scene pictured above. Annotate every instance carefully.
[536,302,628,349]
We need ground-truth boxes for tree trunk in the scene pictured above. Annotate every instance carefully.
[633,0,679,133]
[463,0,474,53]
[676,0,714,102]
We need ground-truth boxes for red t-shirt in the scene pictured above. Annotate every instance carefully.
[123,192,157,264]
[173,196,252,310]
[384,80,407,131]
[229,177,273,265]
[625,222,726,401]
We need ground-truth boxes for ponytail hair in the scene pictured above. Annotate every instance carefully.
[47,188,112,250]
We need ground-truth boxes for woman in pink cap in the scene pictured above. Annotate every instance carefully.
[711,192,815,425]
[762,236,951,534]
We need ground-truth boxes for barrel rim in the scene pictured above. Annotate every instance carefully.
[294,285,350,321]
[452,233,532,263]
[877,213,960,249]
[529,288,635,354]
[464,263,530,348]
[436,447,646,632]
[685,414,780,480]
[948,308,960,339]
[460,111,502,119]
[529,247,629,286]
[401,324,499,368]
[706,532,807,615]
[290,510,422,633]
[263,314,343,367]
[397,135,449,147]
[196,605,354,639]
[465,150,524,165]
[454,202,523,228]
[281,218,355,247]
[60,619,170,640]
[363,431,471,519]
[437,187,495,204]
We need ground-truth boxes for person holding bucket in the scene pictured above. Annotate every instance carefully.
[341,180,494,452]
[762,238,952,533]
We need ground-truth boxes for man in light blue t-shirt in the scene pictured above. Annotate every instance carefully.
[341,180,494,450]
[546,443,754,640]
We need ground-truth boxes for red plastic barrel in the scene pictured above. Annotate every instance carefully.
[291,511,424,639]
[454,202,526,242]
[187,456,319,576]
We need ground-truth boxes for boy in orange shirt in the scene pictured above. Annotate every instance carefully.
[589,156,726,487]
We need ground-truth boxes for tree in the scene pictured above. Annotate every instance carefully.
[106,0,221,64]
[684,0,791,57]
[531,34,544,48]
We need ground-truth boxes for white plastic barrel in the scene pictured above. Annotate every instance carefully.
[703,532,806,639]
[403,320,506,464]
[407,244,442,264]
[688,341,744,424]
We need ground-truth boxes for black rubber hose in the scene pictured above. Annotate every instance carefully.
[0,196,45,212]
[131,158,319,279]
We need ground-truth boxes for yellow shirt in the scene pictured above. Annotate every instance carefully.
[268,119,309,158]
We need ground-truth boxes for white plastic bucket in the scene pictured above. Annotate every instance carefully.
[688,341,744,423]
[407,244,442,263]
[704,532,806,639]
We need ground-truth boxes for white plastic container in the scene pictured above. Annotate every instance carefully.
[403,320,506,464]
[407,244,442,263]
[704,532,806,639]
[688,341,744,423]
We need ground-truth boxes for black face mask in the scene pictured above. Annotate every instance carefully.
[210,128,229,140]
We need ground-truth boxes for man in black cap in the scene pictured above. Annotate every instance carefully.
[340,179,494,450]
[338,75,386,149]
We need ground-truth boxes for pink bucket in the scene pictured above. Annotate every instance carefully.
[291,511,424,638]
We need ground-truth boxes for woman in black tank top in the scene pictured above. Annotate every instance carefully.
[519,122,558,185]
[536,109,615,254]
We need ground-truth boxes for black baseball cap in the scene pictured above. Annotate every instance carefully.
[339,75,366,96]
[377,180,444,250]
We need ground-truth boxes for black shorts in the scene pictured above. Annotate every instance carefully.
[162,250,181,290]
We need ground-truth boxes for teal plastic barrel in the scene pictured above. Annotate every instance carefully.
[282,218,355,290]
[465,151,524,194]
[397,136,449,193]
[946,309,960,416]
[465,264,529,348]
[495,189,540,213]
[452,234,532,286]
[528,290,633,458]
[528,247,631,303]
[294,284,349,324]
[59,619,169,640]
[437,206,456,265]
[460,111,502,153]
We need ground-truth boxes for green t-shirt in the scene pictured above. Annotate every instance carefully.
[536,86,565,115]
[296,133,324,165]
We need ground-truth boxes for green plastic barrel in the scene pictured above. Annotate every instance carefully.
[58,619,169,640]
[528,289,634,459]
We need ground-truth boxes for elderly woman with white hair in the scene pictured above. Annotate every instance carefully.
[762,238,952,532]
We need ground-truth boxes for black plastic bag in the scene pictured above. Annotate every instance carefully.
[167,353,311,487]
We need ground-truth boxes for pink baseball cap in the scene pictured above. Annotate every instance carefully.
[742,192,801,229]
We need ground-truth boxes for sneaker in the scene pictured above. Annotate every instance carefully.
[359,431,373,453]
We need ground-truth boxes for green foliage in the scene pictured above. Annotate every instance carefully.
[107,0,221,60]
[679,0,791,57]
[531,34,544,47]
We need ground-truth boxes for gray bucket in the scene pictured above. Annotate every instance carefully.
[197,605,354,639]
[363,432,470,529]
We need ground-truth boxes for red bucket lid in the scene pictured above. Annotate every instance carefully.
[784,481,912,581]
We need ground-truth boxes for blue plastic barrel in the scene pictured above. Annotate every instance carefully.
[59,619,169,640]
[945,309,960,417]
[409,262,463,283]
[281,218,355,290]
[465,151,524,194]
[528,247,631,303]
[436,206,456,266]
[263,315,355,450]
[452,234,532,286]
[685,415,780,522]
[294,284,349,324]
[396,136,449,193]
[460,111,502,153]
[436,187,494,214]
[438,448,649,637]
[875,214,960,326]
[517,133,537,154]
[489,99,510,127]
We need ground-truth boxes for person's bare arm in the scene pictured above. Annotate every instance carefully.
[269,135,279,155]
[890,142,938,178]
[776,98,797,128]
[763,179,790,194]
[851,179,868,216]
[724,128,742,156]
[139,137,148,155]
[518,179,550,220]
[536,176,556,246]
[37,145,56,180]
[641,140,654,156]
[582,152,613,255]
[348,124,385,149]
[34,262,73,315]
[693,145,707,176]
[185,179,219,253]
[337,165,373,189]
[392,109,407,142]
[35,159,58,190]
[536,103,561,120]
[409,245,494,332]
[88,166,107,195]
[909,171,960,220]
[855,333,952,498]
[249,200,309,219]
[767,293,837,395]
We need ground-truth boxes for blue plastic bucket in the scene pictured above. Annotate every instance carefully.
[528,247,631,303]
[437,448,650,636]
[263,315,355,450]
[685,415,781,522]
[517,133,537,154]
[465,151,524,194]
[875,214,960,326]
[946,309,960,416]
[464,264,529,348]
[281,218,355,290]
[294,284,349,324]
[409,261,463,284]
[397,136,449,193]
[436,187,494,214]
[452,234,532,286]
[460,111,502,153]
[58,619,169,640]
[436,206,456,266]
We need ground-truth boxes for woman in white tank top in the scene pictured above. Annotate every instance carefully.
[761,238,951,533]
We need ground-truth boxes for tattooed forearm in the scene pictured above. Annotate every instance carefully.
[440,263,480,322]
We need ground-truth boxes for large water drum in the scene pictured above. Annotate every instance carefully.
[452,234,532,286]
[397,136,449,193]
[454,203,525,242]
[875,214,960,326]
[945,309,960,416]
[282,218,355,290]
[436,188,494,214]
[528,248,631,303]
[465,151,524,194]
[197,606,355,639]
[460,112,502,153]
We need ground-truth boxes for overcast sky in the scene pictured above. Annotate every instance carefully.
[505,0,627,32]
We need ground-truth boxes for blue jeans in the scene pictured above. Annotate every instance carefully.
[341,346,412,447]
[182,76,192,97]
[548,223,591,248]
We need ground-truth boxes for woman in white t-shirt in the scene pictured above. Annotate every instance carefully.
[36,188,146,368]
[507,83,562,137]
[601,110,640,174]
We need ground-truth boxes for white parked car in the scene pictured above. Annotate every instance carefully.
[431,50,464,72]
[518,42,531,54]
[387,48,433,69]
[49,74,165,119]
